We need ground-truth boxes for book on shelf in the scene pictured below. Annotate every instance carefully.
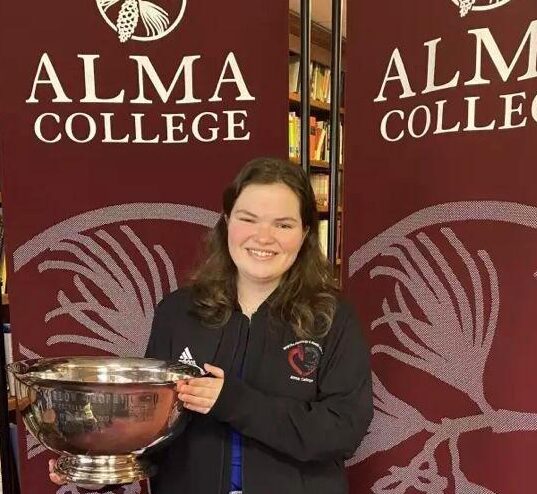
[288,58,335,105]
[310,174,329,210]
[288,113,343,164]
[317,219,342,263]
[289,53,300,94]
[3,324,13,396]
[311,62,331,103]
[288,112,300,159]
[319,219,328,258]
[0,253,6,297]
[336,217,342,262]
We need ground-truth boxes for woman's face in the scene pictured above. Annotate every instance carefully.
[227,182,307,290]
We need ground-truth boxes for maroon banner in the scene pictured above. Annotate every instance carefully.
[343,1,537,493]
[0,1,288,493]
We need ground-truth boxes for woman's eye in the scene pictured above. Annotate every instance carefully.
[277,223,292,229]
[239,217,254,223]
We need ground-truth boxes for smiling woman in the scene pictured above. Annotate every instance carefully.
[191,157,338,339]
[48,157,374,494]
[227,182,308,316]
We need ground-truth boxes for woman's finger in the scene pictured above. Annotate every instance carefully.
[49,472,67,486]
[203,363,224,378]
[48,459,67,485]
[184,378,221,389]
[183,403,210,414]
[178,393,214,408]
[179,385,217,399]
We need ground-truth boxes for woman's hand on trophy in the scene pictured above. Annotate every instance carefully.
[48,459,67,485]
[49,459,105,490]
[177,363,225,414]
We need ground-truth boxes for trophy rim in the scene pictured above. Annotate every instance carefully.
[7,356,201,386]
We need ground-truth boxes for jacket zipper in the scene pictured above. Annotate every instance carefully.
[224,313,250,494]
[240,315,251,493]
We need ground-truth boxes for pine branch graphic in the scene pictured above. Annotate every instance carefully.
[139,1,170,37]
[98,0,122,11]
[369,228,498,411]
[345,201,537,492]
[38,226,178,357]
[347,373,432,465]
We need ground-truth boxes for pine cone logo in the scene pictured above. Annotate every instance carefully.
[96,0,187,43]
[450,0,511,17]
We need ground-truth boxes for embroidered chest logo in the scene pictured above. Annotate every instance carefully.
[284,341,323,383]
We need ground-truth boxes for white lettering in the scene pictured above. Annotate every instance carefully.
[130,55,202,104]
[380,109,405,142]
[374,48,416,102]
[26,53,72,103]
[163,113,189,143]
[223,110,250,140]
[192,112,219,142]
[466,21,537,86]
[65,113,97,143]
[209,52,256,102]
[464,96,496,131]
[101,113,130,143]
[499,92,527,129]
[79,55,125,103]
[433,100,461,135]
[132,113,159,143]
[34,113,61,143]
[423,38,460,94]
[498,93,528,129]
[408,105,431,138]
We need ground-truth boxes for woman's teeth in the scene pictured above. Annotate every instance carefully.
[248,249,276,258]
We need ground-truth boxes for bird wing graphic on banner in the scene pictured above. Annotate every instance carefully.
[346,200,537,494]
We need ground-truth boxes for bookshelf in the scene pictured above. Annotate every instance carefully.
[288,10,346,274]
[289,92,345,115]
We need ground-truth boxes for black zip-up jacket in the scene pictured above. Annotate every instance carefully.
[144,288,373,494]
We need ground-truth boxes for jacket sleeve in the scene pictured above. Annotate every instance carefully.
[209,302,374,463]
[144,293,192,443]
[145,298,170,360]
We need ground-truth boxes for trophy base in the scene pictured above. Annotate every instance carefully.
[55,454,156,486]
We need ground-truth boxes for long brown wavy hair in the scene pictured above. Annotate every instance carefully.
[189,157,339,340]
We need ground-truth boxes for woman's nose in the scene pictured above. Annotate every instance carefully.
[255,223,274,242]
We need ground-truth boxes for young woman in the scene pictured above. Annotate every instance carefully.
[50,157,373,494]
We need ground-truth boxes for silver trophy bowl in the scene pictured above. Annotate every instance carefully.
[8,356,201,486]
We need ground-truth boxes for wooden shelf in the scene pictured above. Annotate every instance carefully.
[8,395,16,411]
[289,92,344,115]
[289,157,343,172]
[318,206,343,215]
[288,9,346,285]
[290,157,327,170]
[2,293,8,306]
[288,11,346,68]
